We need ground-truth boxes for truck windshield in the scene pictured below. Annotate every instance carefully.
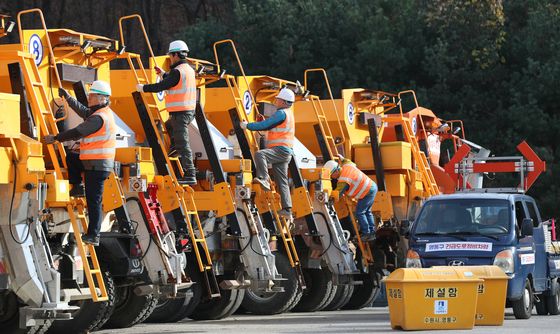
[413,199,511,236]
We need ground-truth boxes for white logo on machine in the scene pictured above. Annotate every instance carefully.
[425,242,492,252]
[156,76,165,101]
[448,260,465,266]
[29,34,43,66]
[411,116,417,135]
[347,102,355,124]
[243,90,252,115]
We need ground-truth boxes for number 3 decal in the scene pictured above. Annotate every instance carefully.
[28,34,43,66]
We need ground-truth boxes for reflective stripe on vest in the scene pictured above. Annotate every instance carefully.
[165,63,196,112]
[266,108,295,148]
[339,164,374,200]
[80,107,117,161]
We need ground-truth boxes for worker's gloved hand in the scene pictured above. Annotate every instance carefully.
[43,135,57,144]
[240,121,248,130]
[136,84,144,93]
[330,190,340,202]
[58,88,69,99]
[336,153,345,160]
[154,66,164,75]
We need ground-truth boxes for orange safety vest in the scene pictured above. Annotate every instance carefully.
[266,107,295,148]
[165,63,197,112]
[80,106,117,161]
[338,163,374,200]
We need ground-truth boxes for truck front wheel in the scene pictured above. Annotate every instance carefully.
[512,279,534,319]
[546,279,560,315]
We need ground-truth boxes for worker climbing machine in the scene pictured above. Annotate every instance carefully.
[109,14,284,321]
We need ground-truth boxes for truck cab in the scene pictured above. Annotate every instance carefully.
[406,192,560,319]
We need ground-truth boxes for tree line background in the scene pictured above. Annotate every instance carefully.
[1,0,558,218]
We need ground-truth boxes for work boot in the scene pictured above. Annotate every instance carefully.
[277,208,292,219]
[69,184,85,198]
[82,234,100,246]
[178,169,197,185]
[253,177,271,191]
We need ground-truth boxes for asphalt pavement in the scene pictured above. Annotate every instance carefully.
[96,307,560,334]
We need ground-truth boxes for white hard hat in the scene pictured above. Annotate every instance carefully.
[168,40,189,54]
[324,160,339,175]
[276,88,295,103]
[89,80,111,96]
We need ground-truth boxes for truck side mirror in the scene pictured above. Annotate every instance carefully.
[521,218,534,237]
[400,220,412,238]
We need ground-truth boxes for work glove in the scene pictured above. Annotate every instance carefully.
[240,121,248,130]
[154,66,164,75]
[136,84,144,93]
[58,87,69,99]
[43,135,57,144]
[330,190,340,202]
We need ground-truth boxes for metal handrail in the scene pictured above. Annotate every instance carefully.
[213,39,257,116]
[17,8,62,88]
[303,68,346,145]
[118,14,155,59]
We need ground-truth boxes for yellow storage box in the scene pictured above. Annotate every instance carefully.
[353,141,412,170]
[385,267,482,330]
[0,93,21,138]
[435,266,508,326]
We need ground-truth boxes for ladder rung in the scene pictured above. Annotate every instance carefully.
[193,239,206,243]
[89,269,101,274]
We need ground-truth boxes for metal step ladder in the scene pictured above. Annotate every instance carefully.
[66,199,108,302]
[401,120,439,195]
[11,27,108,301]
[344,198,374,268]
[256,184,305,289]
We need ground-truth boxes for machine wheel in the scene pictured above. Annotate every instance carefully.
[322,284,354,311]
[342,270,381,310]
[189,288,245,320]
[512,279,534,319]
[103,285,158,328]
[48,271,116,333]
[240,252,302,315]
[547,279,560,315]
[292,268,334,312]
[0,291,53,334]
[144,290,196,323]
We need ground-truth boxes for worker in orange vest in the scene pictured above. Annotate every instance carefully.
[324,158,378,240]
[240,88,295,218]
[43,80,117,246]
[136,40,197,184]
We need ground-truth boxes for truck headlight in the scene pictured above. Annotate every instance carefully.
[405,249,422,268]
[493,249,514,274]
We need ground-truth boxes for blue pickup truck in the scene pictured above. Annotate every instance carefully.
[404,192,560,319]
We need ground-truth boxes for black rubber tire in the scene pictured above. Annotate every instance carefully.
[512,279,534,319]
[144,290,196,323]
[0,292,53,334]
[240,252,301,315]
[292,268,333,312]
[547,279,560,315]
[535,294,548,315]
[317,282,338,311]
[189,288,245,320]
[322,284,354,311]
[342,270,381,310]
[103,285,158,328]
[48,271,116,333]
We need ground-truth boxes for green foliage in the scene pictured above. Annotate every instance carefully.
[181,0,560,218]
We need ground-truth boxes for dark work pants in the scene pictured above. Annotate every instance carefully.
[66,152,110,238]
[166,110,195,173]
